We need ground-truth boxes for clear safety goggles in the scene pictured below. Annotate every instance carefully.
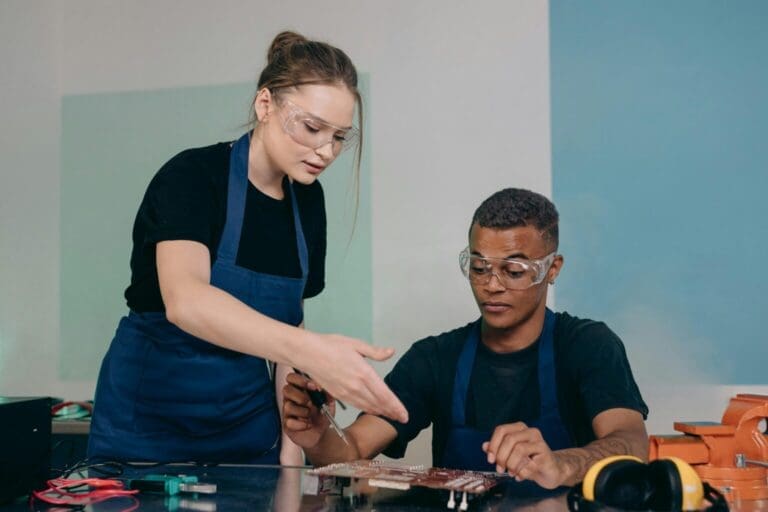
[459,247,556,290]
[277,99,359,155]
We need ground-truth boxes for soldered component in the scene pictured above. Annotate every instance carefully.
[309,460,504,509]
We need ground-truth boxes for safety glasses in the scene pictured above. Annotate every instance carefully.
[277,99,359,155]
[459,247,556,290]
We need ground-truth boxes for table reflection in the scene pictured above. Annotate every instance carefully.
[17,464,570,511]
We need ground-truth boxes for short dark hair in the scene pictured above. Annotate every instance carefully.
[470,188,559,249]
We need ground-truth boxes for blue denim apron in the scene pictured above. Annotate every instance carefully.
[441,309,573,494]
[87,133,307,463]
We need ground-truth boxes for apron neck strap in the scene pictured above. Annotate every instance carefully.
[450,308,556,427]
[217,133,309,280]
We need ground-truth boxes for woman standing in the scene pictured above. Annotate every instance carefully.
[87,31,407,465]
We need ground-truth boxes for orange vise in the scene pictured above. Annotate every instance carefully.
[649,394,768,502]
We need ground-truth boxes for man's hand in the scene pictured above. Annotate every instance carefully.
[482,422,566,489]
[282,372,333,449]
[483,409,649,489]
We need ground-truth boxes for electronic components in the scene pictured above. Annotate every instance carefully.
[308,459,503,510]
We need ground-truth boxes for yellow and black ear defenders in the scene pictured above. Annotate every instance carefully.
[567,456,728,512]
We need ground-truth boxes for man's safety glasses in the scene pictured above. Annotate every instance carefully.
[277,99,359,155]
[459,247,556,290]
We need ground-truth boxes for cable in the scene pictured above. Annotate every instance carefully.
[29,476,139,511]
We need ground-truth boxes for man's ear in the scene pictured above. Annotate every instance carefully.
[254,88,274,123]
[548,254,564,284]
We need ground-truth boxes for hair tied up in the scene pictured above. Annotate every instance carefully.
[267,31,308,65]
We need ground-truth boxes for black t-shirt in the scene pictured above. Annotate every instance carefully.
[379,312,649,466]
[124,141,327,312]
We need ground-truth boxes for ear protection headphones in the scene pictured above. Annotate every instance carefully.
[567,456,728,512]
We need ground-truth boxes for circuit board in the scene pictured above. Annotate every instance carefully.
[308,459,502,493]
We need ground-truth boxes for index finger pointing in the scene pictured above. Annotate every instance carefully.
[365,374,408,423]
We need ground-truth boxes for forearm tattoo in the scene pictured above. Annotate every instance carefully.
[557,435,640,486]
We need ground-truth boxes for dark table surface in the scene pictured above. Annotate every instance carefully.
[12,463,767,512]
[12,463,572,511]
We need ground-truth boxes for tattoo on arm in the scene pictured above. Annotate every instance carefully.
[556,434,642,487]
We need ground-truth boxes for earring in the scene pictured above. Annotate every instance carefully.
[549,280,555,285]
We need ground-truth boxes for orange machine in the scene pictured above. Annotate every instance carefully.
[649,394,768,502]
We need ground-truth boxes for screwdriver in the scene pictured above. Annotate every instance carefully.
[293,369,350,446]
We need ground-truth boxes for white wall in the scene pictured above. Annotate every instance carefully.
[1,0,551,464]
[1,1,63,394]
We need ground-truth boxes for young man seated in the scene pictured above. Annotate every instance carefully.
[283,188,649,491]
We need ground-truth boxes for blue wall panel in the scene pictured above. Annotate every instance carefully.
[550,0,768,383]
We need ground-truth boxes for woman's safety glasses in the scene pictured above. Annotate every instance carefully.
[459,247,556,290]
[277,99,359,155]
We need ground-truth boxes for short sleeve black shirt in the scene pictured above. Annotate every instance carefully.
[124,141,326,312]
[379,312,649,466]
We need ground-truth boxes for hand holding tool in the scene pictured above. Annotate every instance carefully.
[293,369,350,445]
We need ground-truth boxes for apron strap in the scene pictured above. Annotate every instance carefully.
[536,309,562,421]
[286,182,309,281]
[451,321,481,427]
[450,309,558,428]
[217,133,250,263]
[216,133,309,286]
